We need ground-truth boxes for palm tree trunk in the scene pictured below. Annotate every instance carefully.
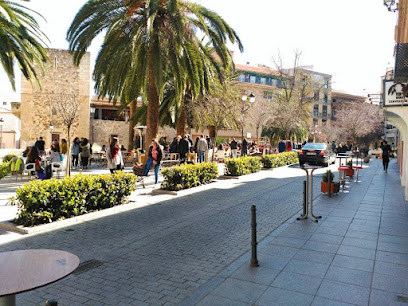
[176,107,186,136]
[146,52,159,150]
[128,100,137,149]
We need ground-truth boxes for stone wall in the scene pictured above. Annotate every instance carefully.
[20,49,90,148]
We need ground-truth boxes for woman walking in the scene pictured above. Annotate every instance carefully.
[71,137,80,169]
[144,139,162,184]
[80,138,90,169]
[106,137,123,173]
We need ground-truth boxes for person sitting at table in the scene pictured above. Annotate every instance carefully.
[26,146,43,177]
[46,145,61,163]
[121,144,126,151]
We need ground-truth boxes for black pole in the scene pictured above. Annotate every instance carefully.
[250,205,259,267]
[328,170,332,198]
[303,180,307,215]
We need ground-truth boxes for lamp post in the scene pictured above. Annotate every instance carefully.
[90,107,96,144]
[241,92,256,141]
[135,125,147,151]
[384,0,398,12]
[49,123,54,147]
[0,118,4,149]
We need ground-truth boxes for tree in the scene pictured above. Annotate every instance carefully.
[191,75,240,160]
[52,92,80,176]
[250,99,273,143]
[0,0,48,90]
[263,51,313,142]
[67,0,242,149]
[332,102,383,148]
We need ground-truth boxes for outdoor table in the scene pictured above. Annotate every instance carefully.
[336,154,351,167]
[296,165,323,222]
[0,249,80,306]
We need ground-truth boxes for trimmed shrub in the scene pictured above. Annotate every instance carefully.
[261,152,298,169]
[0,161,11,179]
[11,172,137,226]
[225,156,262,176]
[161,162,218,191]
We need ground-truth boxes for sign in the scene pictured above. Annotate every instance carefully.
[384,80,408,106]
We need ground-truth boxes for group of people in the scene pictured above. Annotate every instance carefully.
[167,134,212,163]
[71,137,92,170]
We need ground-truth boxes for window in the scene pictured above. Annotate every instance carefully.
[101,109,126,121]
[322,119,327,126]
[255,76,261,84]
[237,74,246,82]
[313,104,319,116]
[249,75,256,83]
[322,105,327,116]
[263,92,274,102]
[2,102,6,106]
[260,77,266,85]
[313,119,318,127]
[314,91,320,100]
[324,94,328,103]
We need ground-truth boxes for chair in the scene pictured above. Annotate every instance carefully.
[11,157,25,181]
[23,163,36,180]
[215,149,226,162]
[51,162,64,178]
[170,153,180,160]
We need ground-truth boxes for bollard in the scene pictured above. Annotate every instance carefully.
[328,170,332,198]
[250,205,259,267]
[303,180,307,216]
[45,300,58,306]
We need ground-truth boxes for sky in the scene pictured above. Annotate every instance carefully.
[0,0,397,102]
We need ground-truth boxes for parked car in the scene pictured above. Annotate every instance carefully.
[298,142,336,167]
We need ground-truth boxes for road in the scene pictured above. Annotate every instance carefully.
[0,164,329,305]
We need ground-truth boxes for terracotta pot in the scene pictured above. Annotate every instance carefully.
[321,182,340,194]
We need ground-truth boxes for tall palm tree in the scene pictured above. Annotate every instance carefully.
[0,0,48,90]
[67,0,243,149]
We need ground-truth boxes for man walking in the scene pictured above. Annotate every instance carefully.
[242,137,248,156]
[381,141,392,172]
[197,135,208,163]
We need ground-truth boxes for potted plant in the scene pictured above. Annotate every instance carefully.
[346,160,354,177]
[321,170,340,194]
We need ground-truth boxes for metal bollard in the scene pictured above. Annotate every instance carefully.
[250,205,259,267]
[303,180,307,215]
[328,170,332,198]
[45,299,58,306]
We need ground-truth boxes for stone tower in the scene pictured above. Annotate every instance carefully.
[20,48,90,148]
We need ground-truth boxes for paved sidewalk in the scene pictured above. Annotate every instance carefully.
[181,158,408,306]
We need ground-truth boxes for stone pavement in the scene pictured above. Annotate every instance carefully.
[0,158,406,305]
[181,158,408,305]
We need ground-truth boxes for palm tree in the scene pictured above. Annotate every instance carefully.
[67,0,242,149]
[0,0,48,90]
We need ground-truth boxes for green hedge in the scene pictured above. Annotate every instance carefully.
[261,152,299,168]
[2,154,16,163]
[225,156,262,176]
[161,162,218,191]
[11,172,137,226]
[0,161,11,180]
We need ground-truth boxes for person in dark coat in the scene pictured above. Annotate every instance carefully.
[381,141,392,172]
[206,135,213,150]
[170,136,180,153]
[242,137,248,156]
[178,136,190,161]
[278,141,286,153]
[34,137,45,153]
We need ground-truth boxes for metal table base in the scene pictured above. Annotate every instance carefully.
[297,166,322,223]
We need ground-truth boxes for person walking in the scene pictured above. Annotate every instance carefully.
[144,139,162,184]
[106,137,124,173]
[71,137,80,169]
[34,137,45,154]
[61,139,68,155]
[381,140,392,172]
[230,138,238,158]
[79,138,90,170]
[197,135,208,163]
[242,137,248,156]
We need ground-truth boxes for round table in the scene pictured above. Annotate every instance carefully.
[0,249,80,306]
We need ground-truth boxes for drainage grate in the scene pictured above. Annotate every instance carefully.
[398,295,408,303]
[73,259,104,275]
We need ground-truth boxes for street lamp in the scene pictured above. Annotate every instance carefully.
[49,123,54,146]
[90,107,96,144]
[384,0,398,12]
[135,125,147,152]
[241,92,256,141]
[0,118,4,149]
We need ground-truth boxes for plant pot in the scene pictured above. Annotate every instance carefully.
[346,168,354,177]
[363,157,370,163]
[321,181,340,194]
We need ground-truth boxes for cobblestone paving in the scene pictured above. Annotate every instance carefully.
[0,167,324,305]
